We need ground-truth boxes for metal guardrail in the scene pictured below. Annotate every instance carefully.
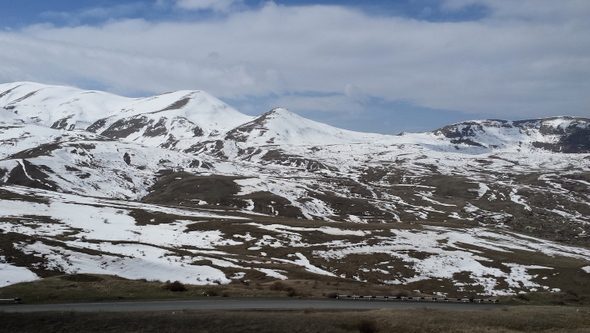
[0,298,22,304]
[336,295,498,304]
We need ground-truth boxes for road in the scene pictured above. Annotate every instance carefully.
[0,298,503,313]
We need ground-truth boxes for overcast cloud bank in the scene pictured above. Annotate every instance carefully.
[0,0,588,132]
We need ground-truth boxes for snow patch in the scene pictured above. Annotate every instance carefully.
[0,258,39,287]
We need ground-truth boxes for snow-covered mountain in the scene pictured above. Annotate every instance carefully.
[87,90,253,148]
[224,107,387,145]
[1,82,253,149]
[1,82,589,297]
[0,82,128,129]
[435,117,590,152]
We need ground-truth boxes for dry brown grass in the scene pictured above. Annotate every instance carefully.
[0,274,428,304]
[0,274,283,303]
[1,306,589,333]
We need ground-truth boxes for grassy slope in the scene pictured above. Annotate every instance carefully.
[1,274,589,307]
[0,273,438,304]
[0,274,288,303]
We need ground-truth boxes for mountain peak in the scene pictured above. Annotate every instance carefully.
[257,107,303,123]
[223,107,386,146]
[265,107,293,116]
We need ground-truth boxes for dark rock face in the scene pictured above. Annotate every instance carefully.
[188,159,213,169]
[261,149,337,172]
[89,114,204,142]
[5,160,57,191]
[185,140,227,159]
[435,121,503,147]
[0,85,22,99]
[86,118,107,133]
[101,117,150,139]
[143,118,168,137]
[192,126,204,137]
[9,90,39,104]
[154,97,190,113]
[532,126,590,153]
[51,117,72,130]
[561,127,590,153]
[224,110,275,142]
[8,143,62,159]
[123,152,131,166]
[160,135,179,149]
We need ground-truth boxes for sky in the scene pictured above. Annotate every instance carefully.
[0,0,589,133]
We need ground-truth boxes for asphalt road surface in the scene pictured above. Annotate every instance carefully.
[0,298,503,313]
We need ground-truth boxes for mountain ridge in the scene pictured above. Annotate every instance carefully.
[435,116,590,152]
[2,82,588,153]
[1,81,589,296]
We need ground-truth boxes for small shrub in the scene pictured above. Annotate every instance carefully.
[394,290,410,297]
[357,319,378,333]
[270,281,298,297]
[286,287,298,297]
[204,289,219,297]
[326,292,338,299]
[61,274,103,283]
[164,281,187,292]
[270,281,287,291]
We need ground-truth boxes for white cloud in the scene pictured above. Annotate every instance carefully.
[273,94,362,114]
[175,0,241,12]
[41,3,144,24]
[1,2,589,118]
[344,84,369,104]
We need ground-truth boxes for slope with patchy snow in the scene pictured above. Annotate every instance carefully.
[0,82,589,296]
[1,185,589,295]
